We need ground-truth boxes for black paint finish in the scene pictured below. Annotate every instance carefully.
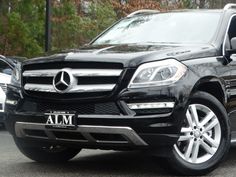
[5,9,236,152]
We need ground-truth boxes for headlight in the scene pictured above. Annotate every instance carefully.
[128,59,187,88]
[11,62,21,87]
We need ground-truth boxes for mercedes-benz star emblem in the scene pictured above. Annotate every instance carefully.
[53,69,73,93]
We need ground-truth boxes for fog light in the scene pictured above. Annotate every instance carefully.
[127,102,175,110]
[5,99,18,105]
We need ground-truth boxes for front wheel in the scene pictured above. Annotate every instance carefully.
[168,91,230,176]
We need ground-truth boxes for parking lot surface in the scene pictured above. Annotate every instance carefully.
[0,129,236,177]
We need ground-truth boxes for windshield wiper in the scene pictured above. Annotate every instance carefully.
[141,41,182,45]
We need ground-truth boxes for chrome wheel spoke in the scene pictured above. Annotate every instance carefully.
[200,112,215,127]
[179,135,192,141]
[189,105,199,126]
[186,110,194,128]
[181,127,192,133]
[203,134,219,148]
[200,140,216,155]
[192,141,200,163]
[203,118,219,133]
[185,139,194,159]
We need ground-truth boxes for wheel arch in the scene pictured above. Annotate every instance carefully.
[191,76,227,106]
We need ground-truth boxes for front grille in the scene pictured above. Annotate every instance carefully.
[19,101,122,115]
[0,83,7,93]
[22,61,123,99]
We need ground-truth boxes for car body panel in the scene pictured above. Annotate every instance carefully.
[5,9,236,154]
[23,44,217,68]
[0,57,14,123]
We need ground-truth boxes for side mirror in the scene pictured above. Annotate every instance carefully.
[231,37,236,50]
[218,37,236,65]
[225,37,236,55]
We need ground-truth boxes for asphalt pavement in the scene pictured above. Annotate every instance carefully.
[1,128,236,177]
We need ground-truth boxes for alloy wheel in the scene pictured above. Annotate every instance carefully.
[174,104,221,164]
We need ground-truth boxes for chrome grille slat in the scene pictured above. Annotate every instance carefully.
[23,69,123,77]
[23,70,58,77]
[24,83,116,93]
[22,61,123,97]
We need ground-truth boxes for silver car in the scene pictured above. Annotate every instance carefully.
[0,56,13,126]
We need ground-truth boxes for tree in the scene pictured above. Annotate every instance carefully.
[0,0,45,57]
[2,0,234,58]
[51,0,117,51]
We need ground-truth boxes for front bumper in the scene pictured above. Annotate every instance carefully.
[15,123,147,146]
[5,71,196,149]
[6,110,182,148]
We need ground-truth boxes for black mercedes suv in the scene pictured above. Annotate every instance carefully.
[6,4,236,175]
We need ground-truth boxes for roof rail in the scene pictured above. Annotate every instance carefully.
[224,3,236,10]
[127,9,160,17]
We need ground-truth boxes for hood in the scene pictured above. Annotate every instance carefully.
[24,44,217,67]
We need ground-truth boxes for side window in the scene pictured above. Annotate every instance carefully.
[226,16,236,50]
[0,60,12,75]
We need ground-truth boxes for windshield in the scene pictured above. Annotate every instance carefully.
[92,12,221,45]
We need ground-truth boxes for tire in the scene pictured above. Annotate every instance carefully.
[167,91,230,176]
[14,138,81,163]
